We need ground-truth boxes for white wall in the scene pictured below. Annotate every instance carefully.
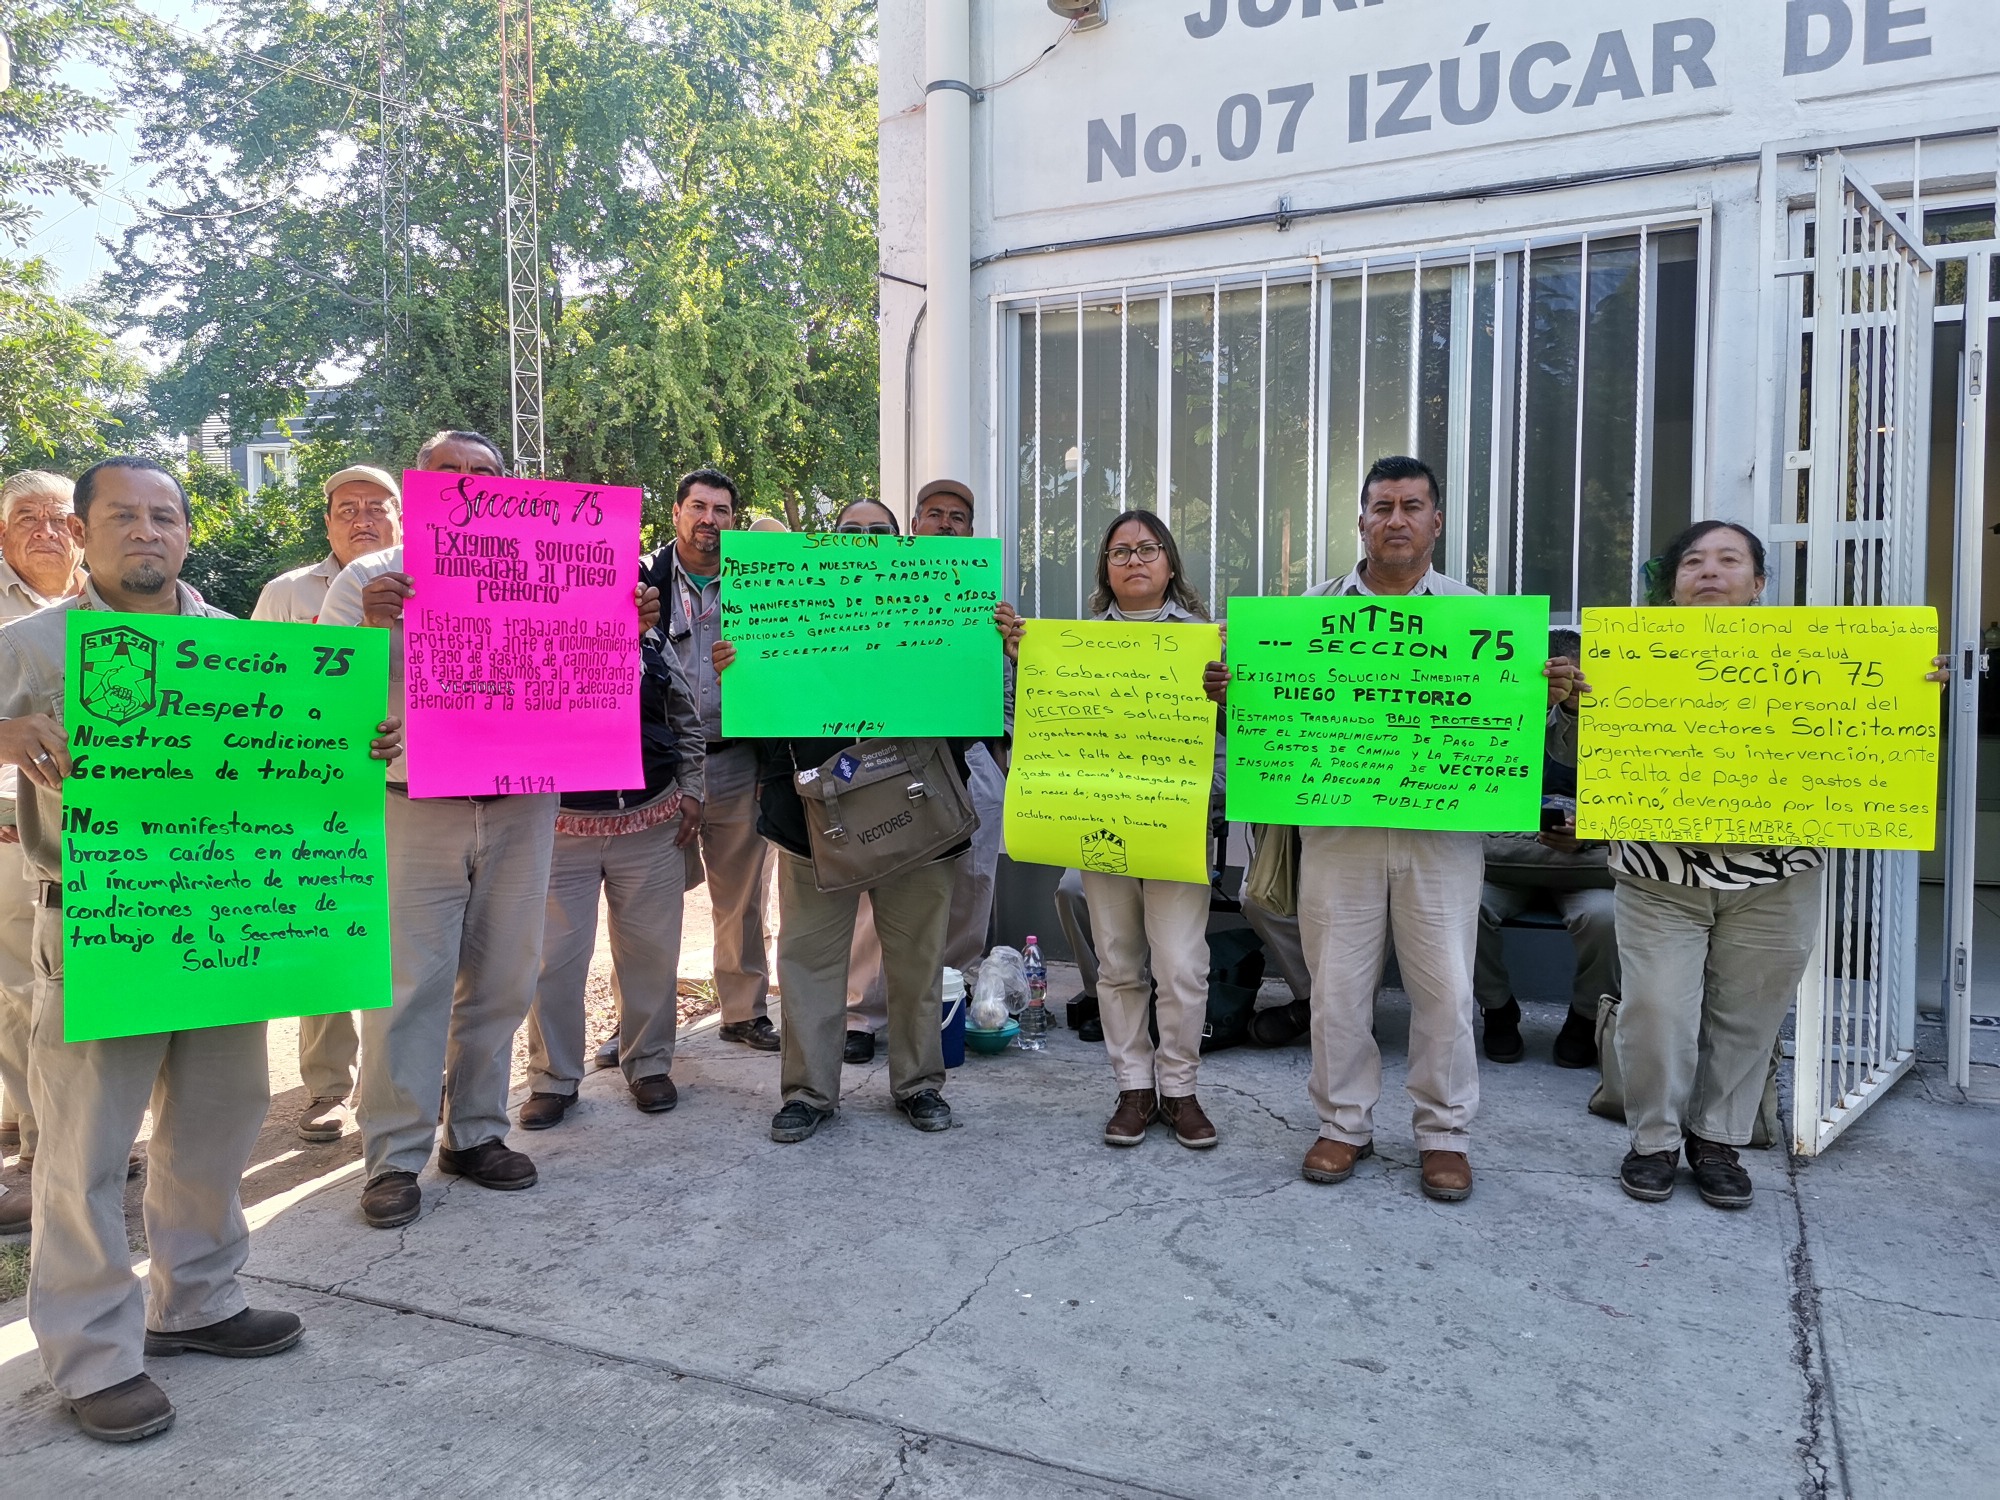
[880,0,2000,550]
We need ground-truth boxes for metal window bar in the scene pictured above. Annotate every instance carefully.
[1408,251,1422,456]
[1630,227,1650,605]
[1488,252,1507,596]
[1570,235,1590,624]
[1119,288,1129,507]
[1306,264,1320,592]
[1258,274,1269,590]
[1358,261,1371,527]
[1158,285,1174,521]
[1513,243,1533,596]
[1033,299,1043,618]
[1211,281,1221,608]
[1076,292,1085,613]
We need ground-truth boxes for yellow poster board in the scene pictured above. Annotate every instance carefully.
[1577,607,1940,850]
[1004,619,1222,884]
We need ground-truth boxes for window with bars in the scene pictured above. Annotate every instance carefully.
[1007,222,1704,620]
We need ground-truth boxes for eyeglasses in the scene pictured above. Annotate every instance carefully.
[835,522,898,536]
[1105,542,1165,565]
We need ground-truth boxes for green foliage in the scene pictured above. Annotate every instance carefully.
[0,0,139,244]
[179,449,329,619]
[109,0,880,523]
[0,256,144,465]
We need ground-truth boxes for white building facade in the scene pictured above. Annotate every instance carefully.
[878,0,2000,1146]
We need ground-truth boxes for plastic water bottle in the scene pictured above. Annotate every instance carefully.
[1019,936,1049,1050]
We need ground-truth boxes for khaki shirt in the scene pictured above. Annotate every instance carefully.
[319,546,407,783]
[251,555,342,624]
[0,557,78,819]
[0,580,230,885]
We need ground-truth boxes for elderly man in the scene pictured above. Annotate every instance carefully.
[324,430,659,1229]
[0,471,85,1237]
[640,470,780,1051]
[0,456,400,1441]
[841,479,1009,1064]
[252,464,404,1143]
[1205,456,1583,1204]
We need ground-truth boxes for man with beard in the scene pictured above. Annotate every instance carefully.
[0,456,402,1440]
[0,470,84,1237]
[252,464,404,1142]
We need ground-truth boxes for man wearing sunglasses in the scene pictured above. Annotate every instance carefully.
[841,483,1009,1067]
[252,464,403,1145]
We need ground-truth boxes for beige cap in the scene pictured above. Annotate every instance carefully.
[323,465,401,503]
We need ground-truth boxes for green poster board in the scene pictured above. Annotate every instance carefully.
[1225,593,1552,831]
[61,613,392,1040]
[718,531,1004,737]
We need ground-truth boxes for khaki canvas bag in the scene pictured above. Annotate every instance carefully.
[1244,825,1300,918]
[792,739,976,894]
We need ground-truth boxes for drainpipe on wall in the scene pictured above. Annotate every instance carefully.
[924,0,972,489]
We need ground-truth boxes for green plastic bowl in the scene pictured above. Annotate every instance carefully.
[963,1019,1019,1055]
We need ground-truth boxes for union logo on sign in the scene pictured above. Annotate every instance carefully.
[77,626,157,725]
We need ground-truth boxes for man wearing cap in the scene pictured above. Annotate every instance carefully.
[0,470,86,1238]
[252,463,403,1143]
[841,479,1010,1064]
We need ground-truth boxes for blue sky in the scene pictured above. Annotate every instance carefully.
[23,0,213,292]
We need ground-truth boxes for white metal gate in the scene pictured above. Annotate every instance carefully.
[1783,153,1937,1154]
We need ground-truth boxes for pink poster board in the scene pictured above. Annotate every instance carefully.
[400,470,644,797]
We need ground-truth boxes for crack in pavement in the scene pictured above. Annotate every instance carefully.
[233,1270,1193,1500]
[332,1173,462,1294]
[1202,1081,1312,1134]
[1781,1147,1850,1499]
[876,1430,929,1499]
[824,1179,1298,1402]
[1819,1286,2000,1325]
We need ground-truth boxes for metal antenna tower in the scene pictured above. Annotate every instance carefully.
[498,0,546,478]
[375,0,412,369]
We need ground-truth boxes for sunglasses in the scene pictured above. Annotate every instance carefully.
[835,521,898,536]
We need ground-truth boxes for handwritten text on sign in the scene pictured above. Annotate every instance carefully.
[1225,594,1551,830]
[61,614,391,1041]
[718,531,1004,738]
[1576,607,1940,849]
[401,470,642,797]
[1006,620,1221,885]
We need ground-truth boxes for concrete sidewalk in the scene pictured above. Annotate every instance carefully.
[2,978,1996,1497]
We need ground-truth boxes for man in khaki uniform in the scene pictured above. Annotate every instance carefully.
[251,464,403,1142]
[0,456,402,1442]
[0,471,85,1237]
[325,431,661,1230]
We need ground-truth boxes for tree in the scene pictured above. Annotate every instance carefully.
[108,0,880,526]
[0,0,150,466]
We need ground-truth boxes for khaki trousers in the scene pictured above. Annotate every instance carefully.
[1612,868,1823,1154]
[1298,826,1483,1152]
[847,744,1005,1029]
[777,850,955,1112]
[0,836,36,1157]
[297,1010,358,1102]
[528,817,686,1094]
[358,792,555,1181]
[1079,872,1210,1095]
[700,744,772,1025]
[26,908,269,1400]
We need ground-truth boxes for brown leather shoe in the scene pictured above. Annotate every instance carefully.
[1420,1150,1473,1202]
[0,1174,28,1237]
[1158,1093,1218,1149]
[1103,1089,1157,1147]
[631,1075,679,1113]
[438,1138,538,1190]
[518,1091,577,1130]
[361,1171,421,1228]
[1301,1137,1373,1184]
[70,1373,175,1443]
[296,1097,348,1143]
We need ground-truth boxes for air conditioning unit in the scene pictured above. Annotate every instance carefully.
[1047,0,1108,31]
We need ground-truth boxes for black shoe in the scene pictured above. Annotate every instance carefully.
[518,1091,577,1130]
[720,1016,781,1052]
[1249,998,1312,1047]
[843,1029,876,1065]
[361,1171,421,1228]
[771,1100,831,1143]
[1554,1011,1598,1068]
[437,1138,538,1190]
[1065,994,1099,1031]
[894,1089,952,1133]
[145,1307,303,1359]
[70,1374,174,1443]
[1686,1136,1753,1209]
[1482,998,1525,1064]
[630,1075,679,1113]
[1620,1149,1678,1202]
[1077,1015,1104,1043]
[594,1036,621,1070]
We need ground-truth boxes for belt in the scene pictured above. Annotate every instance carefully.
[33,880,60,910]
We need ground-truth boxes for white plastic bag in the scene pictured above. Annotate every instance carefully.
[969,963,1011,1030]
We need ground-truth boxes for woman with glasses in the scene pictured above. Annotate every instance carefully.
[831,499,900,536]
[997,510,1223,1151]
